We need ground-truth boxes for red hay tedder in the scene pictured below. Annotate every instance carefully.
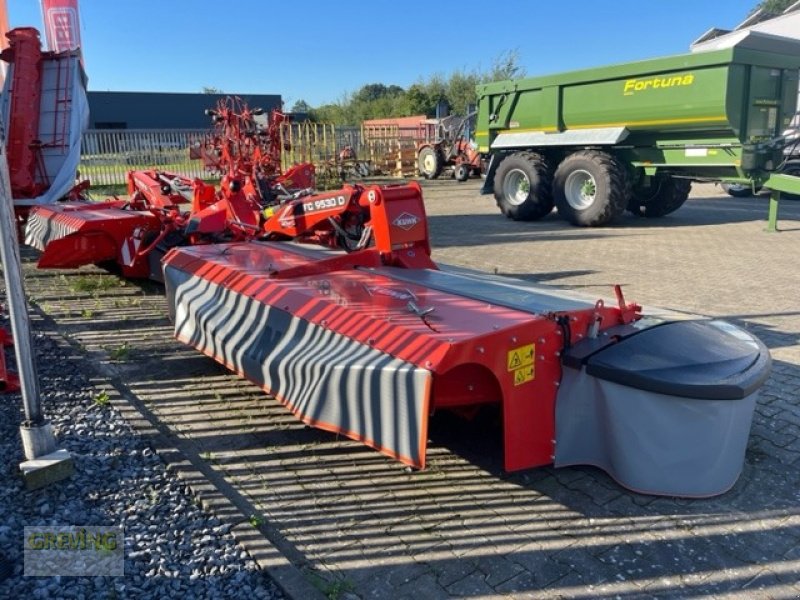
[194,97,315,199]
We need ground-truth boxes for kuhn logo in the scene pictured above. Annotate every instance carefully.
[392,212,419,230]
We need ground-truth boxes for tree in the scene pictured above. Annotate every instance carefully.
[201,86,223,94]
[402,84,434,116]
[447,70,481,115]
[486,49,526,82]
[352,83,404,104]
[303,49,529,125]
[291,99,311,113]
[750,0,795,14]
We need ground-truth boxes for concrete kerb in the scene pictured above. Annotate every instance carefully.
[30,307,327,600]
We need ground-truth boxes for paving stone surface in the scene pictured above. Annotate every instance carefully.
[19,181,800,598]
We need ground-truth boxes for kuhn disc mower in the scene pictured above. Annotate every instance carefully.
[159,181,770,498]
[25,168,263,279]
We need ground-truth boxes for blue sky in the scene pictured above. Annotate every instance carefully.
[8,0,758,108]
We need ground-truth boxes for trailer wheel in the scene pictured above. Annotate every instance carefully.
[418,146,443,179]
[628,175,692,217]
[454,163,470,182]
[494,152,554,220]
[553,150,629,226]
[721,182,759,198]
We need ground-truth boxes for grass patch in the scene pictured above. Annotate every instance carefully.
[308,573,356,600]
[248,514,265,528]
[84,183,128,197]
[108,342,131,361]
[80,171,221,199]
[67,274,122,293]
[93,390,111,406]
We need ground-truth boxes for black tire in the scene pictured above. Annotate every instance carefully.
[418,146,442,179]
[721,182,759,198]
[628,175,692,217]
[454,163,470,182]
[493,152,554,221]
[553,150,630,226]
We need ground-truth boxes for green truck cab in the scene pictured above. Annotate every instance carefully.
[477,32,800,226]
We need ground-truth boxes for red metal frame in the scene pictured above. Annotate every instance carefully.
[0,326,20,394]
[1,28,45,198]
[199,98,316,197]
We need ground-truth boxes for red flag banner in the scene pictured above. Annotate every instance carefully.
[0,0,9,49]
[0,0,9,85]
[41,0,81,53]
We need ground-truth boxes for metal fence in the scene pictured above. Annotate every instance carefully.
[80,124,427,186]
[80,129,208,186]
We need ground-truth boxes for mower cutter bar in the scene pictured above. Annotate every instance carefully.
[25,203,161,276]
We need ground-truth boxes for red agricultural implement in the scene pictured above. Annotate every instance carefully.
[25,170,393,280]
[25,97,323,280]
[19,79,771,498]
[196,97,315,199]
[1,27,89,221]
[0,325,20,393]
[0,24,85,397]
[159,181,769,498]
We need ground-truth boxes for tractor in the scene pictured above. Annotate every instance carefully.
[416,111,481,182]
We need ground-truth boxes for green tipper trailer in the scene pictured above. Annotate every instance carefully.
[477,31,800,226]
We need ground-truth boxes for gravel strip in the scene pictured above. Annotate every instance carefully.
[0,312,285,600]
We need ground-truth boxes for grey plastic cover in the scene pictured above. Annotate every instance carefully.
[554,369,757,497]
[582,320,771,400]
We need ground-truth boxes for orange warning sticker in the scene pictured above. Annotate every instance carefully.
[507,343,534,371]
[513,365,535,386]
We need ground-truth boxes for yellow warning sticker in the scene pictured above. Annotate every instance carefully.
[513,365,535,386]
[507,343,534,372]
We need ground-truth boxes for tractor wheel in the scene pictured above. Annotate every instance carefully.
[628,174,692,218]
[553,150,630,226]
[454,163,470,182]
[721,182,759,198]
[493,152,554,220]
[418,146,443,179]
